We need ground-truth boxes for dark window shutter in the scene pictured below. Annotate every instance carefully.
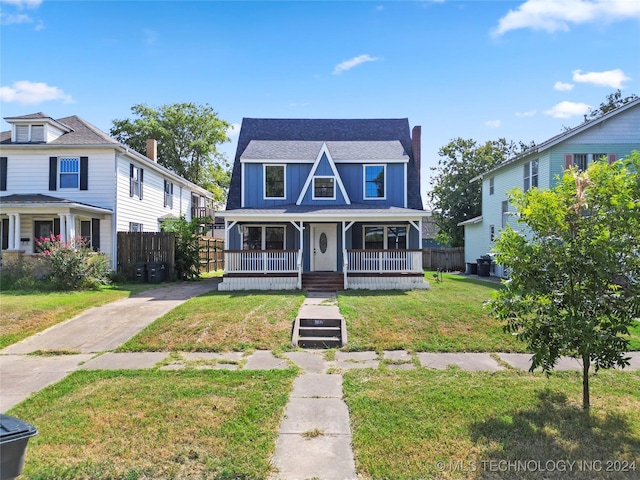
[80,157,88,190]
[564,154,574,170]
[608,153,617,165]
[49,157,58,190]
[129,164,134,197]
[53,218,60,236]
[2,218,8,250]
[92,218,101,251]
[0,157,7,191]
[139,168,144,200]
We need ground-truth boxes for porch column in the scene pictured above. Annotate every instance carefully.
[66,214,76,243]
[13,214,21,250]
[8,214,15,249]
[58,214,67,243]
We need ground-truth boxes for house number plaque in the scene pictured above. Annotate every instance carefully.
[319,233,328,253]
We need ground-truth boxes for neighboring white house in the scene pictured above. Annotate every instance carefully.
[462,98,640,278]
[0,112,213,268]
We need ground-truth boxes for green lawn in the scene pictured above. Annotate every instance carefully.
[119,291,305,352]
[338,273,528,352]
[344,368,640,480]
[0,284,155,349]
[10,369,296,480]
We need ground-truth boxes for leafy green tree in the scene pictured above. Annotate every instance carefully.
[428,138,533,247]
[587,90,638,120]
[162,216,211,281]
[490,152,640,409]
[111,103,231,204]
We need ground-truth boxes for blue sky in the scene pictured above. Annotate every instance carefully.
[1,0,639,205]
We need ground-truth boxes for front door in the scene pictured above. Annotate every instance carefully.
[311,224,337,272]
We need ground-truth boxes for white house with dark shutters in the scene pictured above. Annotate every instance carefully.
[461,98,640,278]
[0,112,213,268]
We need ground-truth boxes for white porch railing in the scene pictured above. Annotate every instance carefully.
[225,250,300,274]
[346,249,423,273]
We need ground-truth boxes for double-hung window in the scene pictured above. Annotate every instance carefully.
[130,164,143,199]
[364,226,407,249]
[264,165,285,199]
[489,177,494,195]
[313,177,335,200]
[129,222,143,232]
[164,180,173,208]
[524,159,538,192]
[574,154,588,171]
[242,225,285,250]
[59,157,80,189]
[364,165,385,199]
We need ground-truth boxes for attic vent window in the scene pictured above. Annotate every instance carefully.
[313,177,335,200]
[15,124,45,143]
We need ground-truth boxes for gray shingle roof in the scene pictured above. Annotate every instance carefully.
[226,118,423,210]
[0,194,112,212]
[241,140,408,162]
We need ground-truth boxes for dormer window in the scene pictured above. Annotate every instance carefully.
[313,177,335,200]
[15,124,45,143]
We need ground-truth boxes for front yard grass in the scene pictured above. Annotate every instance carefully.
[119,291,305,352]
[0,284,155,349]
[10,368,296,480]
[339,272,528,352]
[344,368,640,480]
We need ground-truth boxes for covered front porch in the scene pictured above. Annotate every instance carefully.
[0,194,112,266]
[218,206,429,291]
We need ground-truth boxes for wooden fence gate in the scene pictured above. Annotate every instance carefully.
[199,237,225,273]
[117,232,175,280]
[422,247,465,271]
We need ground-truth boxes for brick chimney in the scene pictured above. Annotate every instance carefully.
[146,139,158,162]
[411,125,421,178]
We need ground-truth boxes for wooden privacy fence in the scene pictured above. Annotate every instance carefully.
[117,232,175,279]
[422,247,465,272]
[199,237,225,273]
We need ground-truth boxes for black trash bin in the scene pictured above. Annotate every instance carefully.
[477,257,491,277]
[133,262,147,283]
[0,414,38,480]
[466,262,478,275]
[146,262,167,283]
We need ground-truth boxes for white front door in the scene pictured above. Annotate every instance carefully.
[311,224,337,272]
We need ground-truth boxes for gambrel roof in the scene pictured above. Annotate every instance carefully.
[226,118,423,210]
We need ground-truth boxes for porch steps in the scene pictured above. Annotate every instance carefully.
[302,272,344,292]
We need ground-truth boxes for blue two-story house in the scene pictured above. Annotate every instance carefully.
[219,118,429,291]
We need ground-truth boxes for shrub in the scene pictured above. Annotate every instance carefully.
[35,234,112,290]
[161,216,209,280]
[0,258,43,291]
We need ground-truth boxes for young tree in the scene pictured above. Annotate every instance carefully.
[111,103,231,205]
[490,152,640,410]
[161,216,211,281]
[428,138,533,246]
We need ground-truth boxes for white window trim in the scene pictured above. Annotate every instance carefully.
[363,224,408,250]
[242,224,287,250]
[489,177,494,196]
[523,159,538,192]
[164,180,174,208]
[263,164,286,200]
[363,164,387,200]
[312,176,336,201]
[59,157,80,190]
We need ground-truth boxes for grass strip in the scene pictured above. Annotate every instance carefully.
[344,368,640,480]
[10,368,296,480]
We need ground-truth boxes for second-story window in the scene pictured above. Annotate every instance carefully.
[489,177,494,195]
[164,180,173,208]
[130,164,143,199]
[524,159,538,192]
[59,157,79,189]
[264,165,285,199]
[364,165,386,199]
[313,177,335,199]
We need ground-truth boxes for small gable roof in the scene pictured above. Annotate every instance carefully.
[241,140,408,162]
[227,118,423,210]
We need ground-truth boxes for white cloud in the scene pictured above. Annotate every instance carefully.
[0,12,32,25]
[544,100,591,118]
[493,0,640,36]
[333,54,380,75]
[572,68,630,88]
[0,80,73,105]
[485,120,501,128]
[554,81,574,91]
[516,110,537,117]
[0,0,43,8]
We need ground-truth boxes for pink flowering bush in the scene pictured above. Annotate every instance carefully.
[35,233,112,290]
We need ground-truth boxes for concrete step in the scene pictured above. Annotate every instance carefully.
[299,326,342,337]
[292,316,347,349]
[299,318,342,328]
[298,336,342,349]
